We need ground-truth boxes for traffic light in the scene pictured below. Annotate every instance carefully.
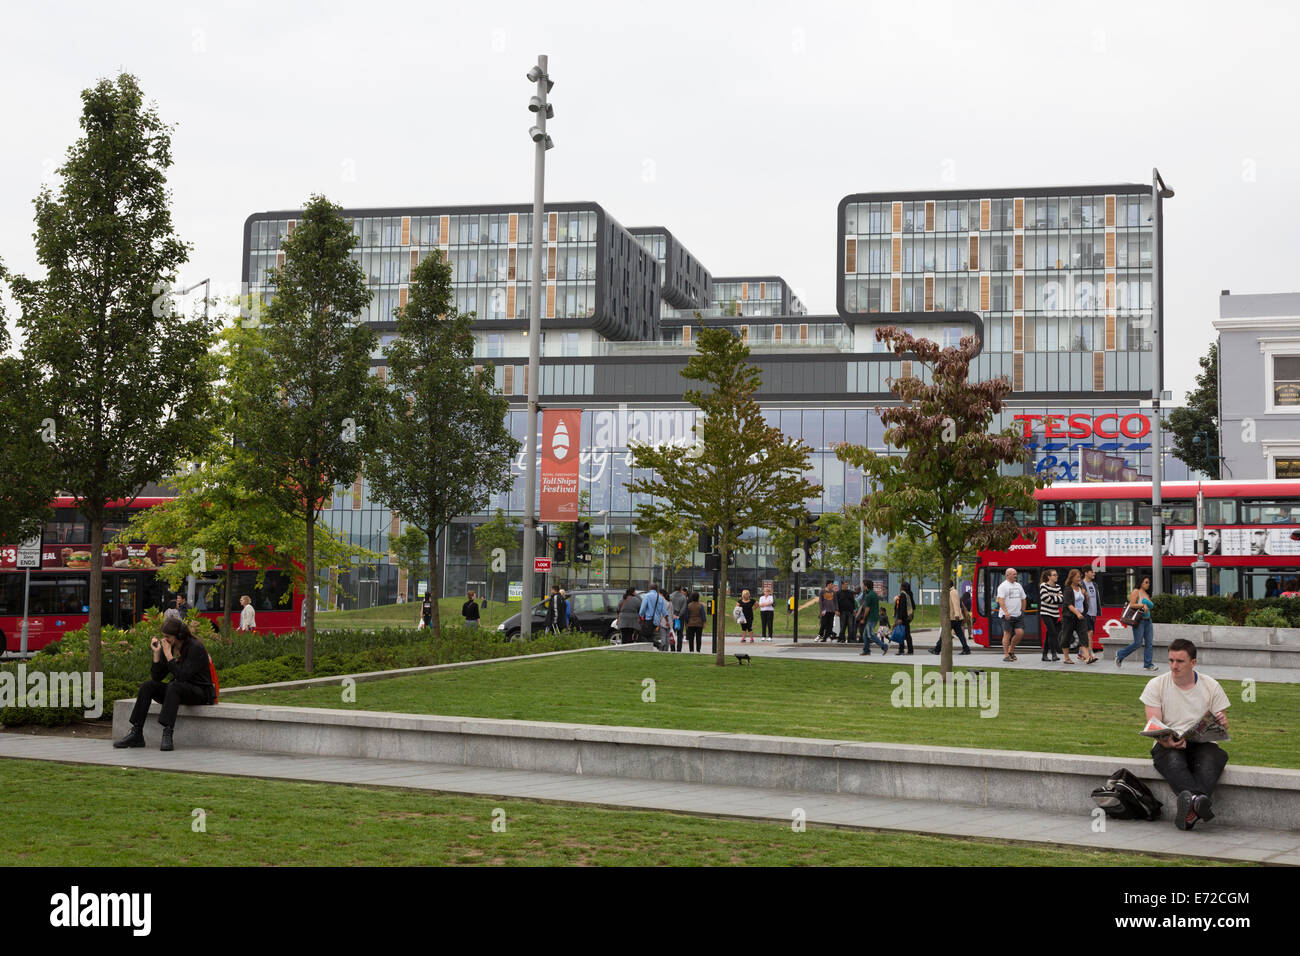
[726,549,736,567]
[803,510,820,555]
[554,538,568,563]
[574,521,591,559]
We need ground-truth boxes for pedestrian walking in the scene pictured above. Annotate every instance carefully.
[237,594,256,633]
[1083,567,1103,660]
[817,583,836,642]
[1038,569,1063,661]
[1116,575,1157,671]
[996,568,1027,661]
[930,579,971,655]
[683,591,706,652]
[737,589,756,643]
[858,581,886,655]
[670,586,689,647]
[758,583,775,641]
[894,581,915,654]
[1062,569,1096,663]
[616,586,642,645]
[836,582,857,644]
[462,590,481,628]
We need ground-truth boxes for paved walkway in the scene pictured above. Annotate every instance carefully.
[681,635,1300,684]
[2,733,1295,864]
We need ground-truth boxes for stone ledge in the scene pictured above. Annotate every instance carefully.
[110,702,1300,831]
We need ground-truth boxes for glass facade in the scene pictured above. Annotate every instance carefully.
[840,189,1154,394]
[710,278,806,317]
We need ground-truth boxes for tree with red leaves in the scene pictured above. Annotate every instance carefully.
[837,328,1042,677]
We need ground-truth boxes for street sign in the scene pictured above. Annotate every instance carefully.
[534,558,552,573]
[17,536,41,570]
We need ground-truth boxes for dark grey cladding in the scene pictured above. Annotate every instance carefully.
[628,226,713,312]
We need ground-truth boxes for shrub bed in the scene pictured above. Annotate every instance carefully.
[1,610,600,727]
[1151,595,1300,626]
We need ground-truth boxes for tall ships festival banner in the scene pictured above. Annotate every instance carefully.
[539,409,582,522]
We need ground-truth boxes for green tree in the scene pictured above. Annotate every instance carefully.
[646,519,697,587]
[0,264,59,547]
[364,249,519,637]
[472,509,520,602]
[230,195,383,671]
[628,324,819,666]
[837,328,1040,677]
[392,525,431,602]
[813,512,867,579]
[1168,342,1220,478]
[11,75,216,674]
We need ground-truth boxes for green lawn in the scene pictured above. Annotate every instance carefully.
[236,653,1300,769]
[317,598,522,631]
[0,760,1229,866]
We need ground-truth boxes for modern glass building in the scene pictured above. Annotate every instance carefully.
[240,185,1200,609]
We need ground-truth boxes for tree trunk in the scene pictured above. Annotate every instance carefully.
[939,546,954,680]
[88,515,103,676]
[428,527,441,638]
[305,512,316,673]
[223,547,235,637]
[715,548,728,667]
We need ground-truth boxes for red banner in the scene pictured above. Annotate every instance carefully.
[540,409,582,522]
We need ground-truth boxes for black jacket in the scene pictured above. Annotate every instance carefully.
[462,599,480,621]
[836,589,857,613]
[151,638,214,701]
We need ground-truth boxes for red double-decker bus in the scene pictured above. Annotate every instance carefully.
[971,479,1300,651]
[0,496,305,653]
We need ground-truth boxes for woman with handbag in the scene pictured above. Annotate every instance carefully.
[616,587,641,645]
[893,582,915,654]
[737,589,757,644]
[1038,569,1063,662]
[1115,576,1157,671]
[1062,569,1097,664]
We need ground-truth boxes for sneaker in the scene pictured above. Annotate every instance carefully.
[1175,790,1197,830]
[1144,664,1159,671]
[1115,655,1123,668]
[1193,794,1215,822]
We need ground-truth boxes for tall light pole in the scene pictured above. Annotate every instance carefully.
[1149,169,1174,596]
[178,278,210,609]
[519,56,554,639]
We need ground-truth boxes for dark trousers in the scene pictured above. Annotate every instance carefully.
[839,610,856,642]
[930,620,970,653]
[620,627,638,645]
[1151,741,1229,798]
[1041,616,1061,657]
[901,619,913,652]
[760,610,774,638]
[684,625,702,652]
[820,611,835,639]
[129,679,209,729]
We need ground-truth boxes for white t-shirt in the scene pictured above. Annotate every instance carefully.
[1140,671,1230,735]
[758,593,774,612]
[239,604,256,630]
[996,580,1026,617]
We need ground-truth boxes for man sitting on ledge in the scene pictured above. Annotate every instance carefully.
[1140,638,1230,831]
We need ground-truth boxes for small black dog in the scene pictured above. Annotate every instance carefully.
[734,653,752,666]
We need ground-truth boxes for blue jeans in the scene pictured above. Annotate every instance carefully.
[1117,617,1153,667]
[862,621,888,652]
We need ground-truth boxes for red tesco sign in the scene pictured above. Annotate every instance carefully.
[1014,413,1150,441]
[534,558,552,573]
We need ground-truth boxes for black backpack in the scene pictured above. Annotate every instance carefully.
[1091,768,1163,821]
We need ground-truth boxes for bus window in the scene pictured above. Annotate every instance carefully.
[1202,498,1238,525]
[28,576,90,615]
[1241,500,1300,524]
[0,575,25,615]
[1138,503,1195,526]
[1100,499,1136,526]
[1077,501,1099,525]
[1039,502,1060,526]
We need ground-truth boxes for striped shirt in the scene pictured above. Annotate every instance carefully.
[1039,582,1063,619]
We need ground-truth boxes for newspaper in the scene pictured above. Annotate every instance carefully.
[1140,711,1230,744]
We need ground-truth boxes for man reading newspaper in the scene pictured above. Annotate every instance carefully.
[1138,638,1230,831]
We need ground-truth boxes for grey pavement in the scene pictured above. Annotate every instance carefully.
[2,732,1294,865]
[679,633,1300,684]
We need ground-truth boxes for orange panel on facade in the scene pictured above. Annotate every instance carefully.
[1014,275,1023,310]
[439,216,449,245]
[1014,198,1024,229]
[508,213,518,243]
[924,275,934,311]
[1013,353,1024,391]
[891,278,901,311]
[546,283,556,318]
[508,247,517,280]
[547,246,556,280]
[506,285,516,317]
[1014,234,1023,269]
[980,200,990,231]
[548,212,557,241]
[1094,351,1105,390]
[892,202,902,233]
[1105,232,1115,268]
[968,236,978,270]
[1105,195,1116,226]
[980,275,990,310]
[925,201,935,231]
[1106,313,1116,350]
[401,216,410,245]
[892,238,902,272]
[846,238,857,272]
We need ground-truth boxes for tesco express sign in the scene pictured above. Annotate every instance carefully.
[1013,413,1150,441]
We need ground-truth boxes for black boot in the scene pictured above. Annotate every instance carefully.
[160,726,174,752]
[113,725,145,749]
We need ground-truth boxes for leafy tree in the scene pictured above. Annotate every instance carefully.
[393,525,431,601]
[472,509,520,602]
[646,519,697,587]
[11,75,216,674]
[0,264,59,546]
[364,249,519,637]
[628,324,819,666]
[230,195,383,671]
[837,328,1039,677]
[1169,342,1220,478]
[814,511,868,580]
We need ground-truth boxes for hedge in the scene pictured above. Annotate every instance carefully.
[1,612,600,727]
[1150,595,1300,627]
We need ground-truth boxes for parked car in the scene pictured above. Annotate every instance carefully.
[496,588,629,640]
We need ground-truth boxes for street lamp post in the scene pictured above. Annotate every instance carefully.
[1150,168,1174,597]
[178,277,210,609]
[519,56,554,640]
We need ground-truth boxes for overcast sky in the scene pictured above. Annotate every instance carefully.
[2,0,1297,400]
